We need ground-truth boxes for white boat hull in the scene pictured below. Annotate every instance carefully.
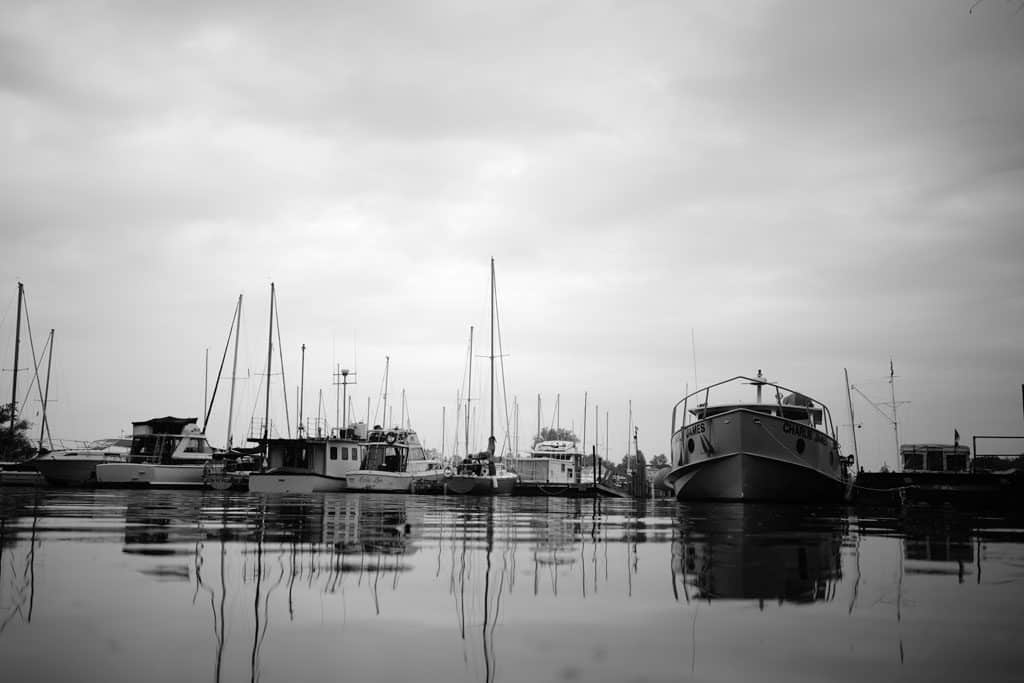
[96,462,208,487]
[249,471,348,493]
[346,470,444,492]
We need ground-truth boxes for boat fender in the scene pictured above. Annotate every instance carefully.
[443,467,453,478]
[385,432,397,444]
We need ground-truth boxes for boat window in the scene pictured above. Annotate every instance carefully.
[183,438,206,453]
[330,446,338,461]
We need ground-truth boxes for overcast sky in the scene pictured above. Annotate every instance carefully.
[3,0,1023,469]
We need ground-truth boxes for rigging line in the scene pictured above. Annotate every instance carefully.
[203,300,240,430]
[273,298,290,438]
[494,276,514,456]
[16,295,48,421]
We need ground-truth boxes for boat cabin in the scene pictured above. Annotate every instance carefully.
[900,444,970,473]
[689,401,823,427]
[361,427,427,472]
[264,437,362,476]
[129,416,214,463]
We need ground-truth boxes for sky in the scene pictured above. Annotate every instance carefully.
[2,0,1023,470]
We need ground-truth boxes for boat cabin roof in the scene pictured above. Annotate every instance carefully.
[690,403,823,425]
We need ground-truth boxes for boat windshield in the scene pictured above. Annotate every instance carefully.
[362,444,407,472]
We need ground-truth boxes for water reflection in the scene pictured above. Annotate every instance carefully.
[672,503,844,606]
[3,490,1024,683]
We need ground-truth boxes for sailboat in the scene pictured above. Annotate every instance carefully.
[443,259,518,495]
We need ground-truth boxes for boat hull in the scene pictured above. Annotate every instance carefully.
[346,470,444,492]
[667,452,846,502]
[96,462,208,487]
[249,471,348,493]
[443,473,517,495]
[34,459,113,487]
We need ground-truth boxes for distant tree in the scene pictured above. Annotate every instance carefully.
[0,403,34,460]
[649,453,668,468]
[534,427,578,446]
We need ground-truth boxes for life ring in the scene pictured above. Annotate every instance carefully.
[385,432,397,444]
[443,467,453,478]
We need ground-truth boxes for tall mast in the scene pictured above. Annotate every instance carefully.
[489,258,495,447]
[227,295,242,449]
[298,343,306,436]
[466,327,473,455]
[381,355,390,427]
[8,282,23,438]
[889,359,900,464]
[263,283,275,453]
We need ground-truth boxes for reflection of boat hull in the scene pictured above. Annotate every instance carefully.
[346,470,444,492]
[249,470,348,493]
[443,473,517,495]
[96,463,207,487]
[673,503,843,604]
[668,452,845,502]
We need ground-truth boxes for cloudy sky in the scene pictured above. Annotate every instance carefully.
[2,0,1022,469]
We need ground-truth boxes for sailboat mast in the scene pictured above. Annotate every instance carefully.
[263,283,275,450]
[8,282,23,438]
[226,294,242,449]
[489,258,495,443]
[298,343,306,436]
[381,355,390,427]
[466,327,473,455]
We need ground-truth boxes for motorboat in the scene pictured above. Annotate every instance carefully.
[345,426,444,492]
[32,438,133,486]
[248,424,366,493]
[95,417,217,487]
[662,372,851,502]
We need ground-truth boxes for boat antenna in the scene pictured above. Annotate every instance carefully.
[38,329,54,451]
[466,327,473,455]
[226,294,241,449]
[889,358,900,463]
[298,343,306,436]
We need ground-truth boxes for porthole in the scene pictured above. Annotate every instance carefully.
[687,438,695,454]
[795,438,805,454]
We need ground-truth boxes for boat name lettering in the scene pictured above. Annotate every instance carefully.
[782,422,829,444]
[684,422,706,437]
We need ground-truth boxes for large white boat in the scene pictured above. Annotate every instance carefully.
[248,425,366,493]
[663,372,851,502]
[345,427,444,492]
[33,438,133,486]
[96,417,217,487]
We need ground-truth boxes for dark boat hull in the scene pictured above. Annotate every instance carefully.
[667,452,847,502]
[443,473,517,496]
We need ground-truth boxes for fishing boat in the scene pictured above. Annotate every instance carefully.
[33,438,133,486]
[345,426,444,492]
[442,259,518,496]
[663,371,851,502]
[248,425,366,493]
[95,417,217,487]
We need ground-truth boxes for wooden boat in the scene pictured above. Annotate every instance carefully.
[663,372,851,502]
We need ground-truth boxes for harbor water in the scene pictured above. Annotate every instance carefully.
[1,488,1022,682]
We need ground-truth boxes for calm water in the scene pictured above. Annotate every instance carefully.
[1,488,1022,683]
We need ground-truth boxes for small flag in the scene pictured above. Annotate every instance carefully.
[890,359,894,378]
[954,429,960,444]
